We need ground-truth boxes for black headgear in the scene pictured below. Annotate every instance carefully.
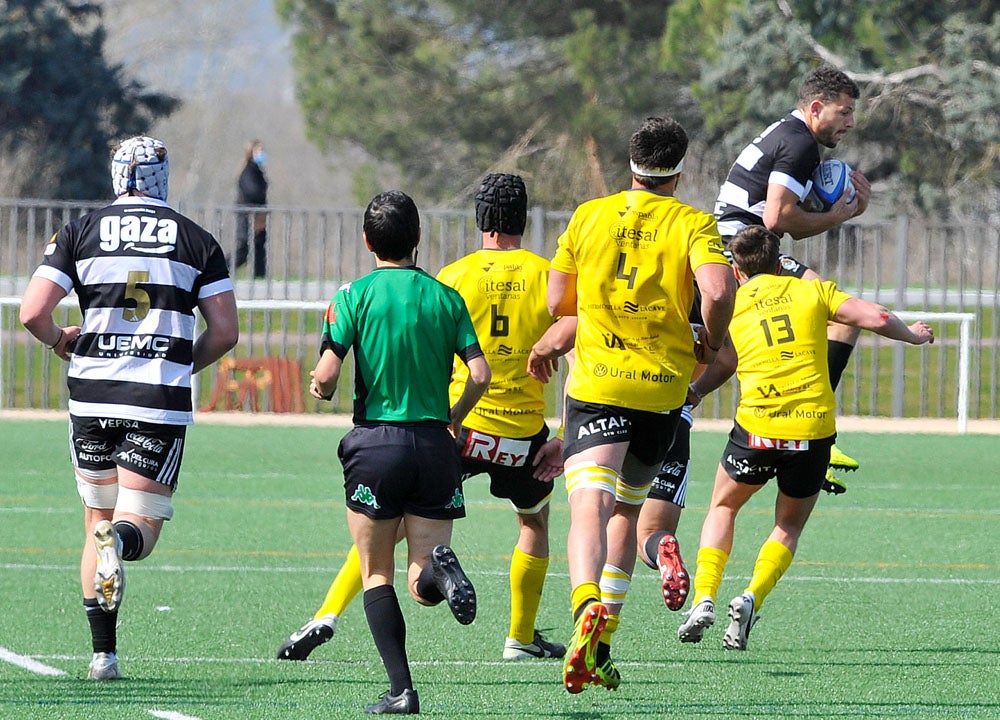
[475,173,527,236]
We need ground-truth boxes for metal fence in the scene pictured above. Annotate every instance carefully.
[2,198,998,424]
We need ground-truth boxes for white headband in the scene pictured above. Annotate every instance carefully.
[630,157,685,178]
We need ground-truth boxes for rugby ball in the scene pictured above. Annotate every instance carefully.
[805,159,855,211]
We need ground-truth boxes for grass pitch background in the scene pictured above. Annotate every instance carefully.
[1,418,998,719]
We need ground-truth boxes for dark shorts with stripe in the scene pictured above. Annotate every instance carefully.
[563,397,682,468]
[69,415,186,490]
[647,410,692,506]
[720,421,835,498]
[339,424,466,520]
[456,425,553,512]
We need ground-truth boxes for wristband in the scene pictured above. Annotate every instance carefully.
[49,328,64,350]
[705,338,722,352]
[688,384,705,400]
[555,424,565,441]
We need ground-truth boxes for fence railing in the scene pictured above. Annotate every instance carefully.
[2,199,998,425]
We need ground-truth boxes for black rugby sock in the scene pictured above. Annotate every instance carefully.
[84,597,117,653]
[415,563,444,604]
[828,340,854,391]
[643,532,669,570]
[363,585,412,695]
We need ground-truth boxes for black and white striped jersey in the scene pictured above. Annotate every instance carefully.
[714,109,821,237]
[32,196,234,425]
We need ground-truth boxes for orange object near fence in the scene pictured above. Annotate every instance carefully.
[200,357,304,413]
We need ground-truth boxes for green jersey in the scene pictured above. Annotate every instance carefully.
[322,266,483,425]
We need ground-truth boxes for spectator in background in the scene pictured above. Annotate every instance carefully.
[233,139,268,278]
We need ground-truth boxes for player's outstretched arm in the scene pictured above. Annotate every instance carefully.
[834,298,935,345]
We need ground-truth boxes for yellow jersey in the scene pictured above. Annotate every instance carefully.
[729,274,852,439]
[551,189,729,411]
[437,248,553,437]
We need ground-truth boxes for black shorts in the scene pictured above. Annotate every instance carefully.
[69,415,186,490]
[563,397,682,468]
[719,422,834,498]
[647,408,692,506]
[456,425,553,512]
[339,424,465,520]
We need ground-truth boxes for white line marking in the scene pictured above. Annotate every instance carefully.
[149,711,204,720]
[0,647,66,676]
[1,563,997,583]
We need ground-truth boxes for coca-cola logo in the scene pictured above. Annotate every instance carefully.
[125,433,167,453]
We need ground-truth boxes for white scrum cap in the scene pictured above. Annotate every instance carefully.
[111,136,169,200]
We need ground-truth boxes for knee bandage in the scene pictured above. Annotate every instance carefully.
[564,462,618,499]
[76,475,118,510]
[116,486,175,520]
[599,564,632,607]
[615,476,653,505]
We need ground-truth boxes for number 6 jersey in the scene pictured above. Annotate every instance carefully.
[32,196,234,425]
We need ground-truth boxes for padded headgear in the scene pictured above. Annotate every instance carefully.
[474,173,527,236]
[112,136,169,201]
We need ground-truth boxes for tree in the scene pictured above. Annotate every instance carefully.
[690,1,1000,215]
[275,0,694,208]
[0,1,178,201]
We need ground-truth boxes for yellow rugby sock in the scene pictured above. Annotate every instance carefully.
[570,581,602,619]
[598,612,620,646]
[315,544,363,619]
[745,539,793,609]
[508,546,549,645]
[692,546,729,606]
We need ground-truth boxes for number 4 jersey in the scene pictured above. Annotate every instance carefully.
[729,274,851,439]
[552,190,729,412]
[32,196,234,425]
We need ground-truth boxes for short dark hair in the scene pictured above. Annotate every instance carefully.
[729,226,781,277]
[629,117,688,189]
[798,66,860,105]
[475,173,527,235]
[363,190,420,261]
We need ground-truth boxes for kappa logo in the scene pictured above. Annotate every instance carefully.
[351,484,381,509]
[446,488,465,509]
